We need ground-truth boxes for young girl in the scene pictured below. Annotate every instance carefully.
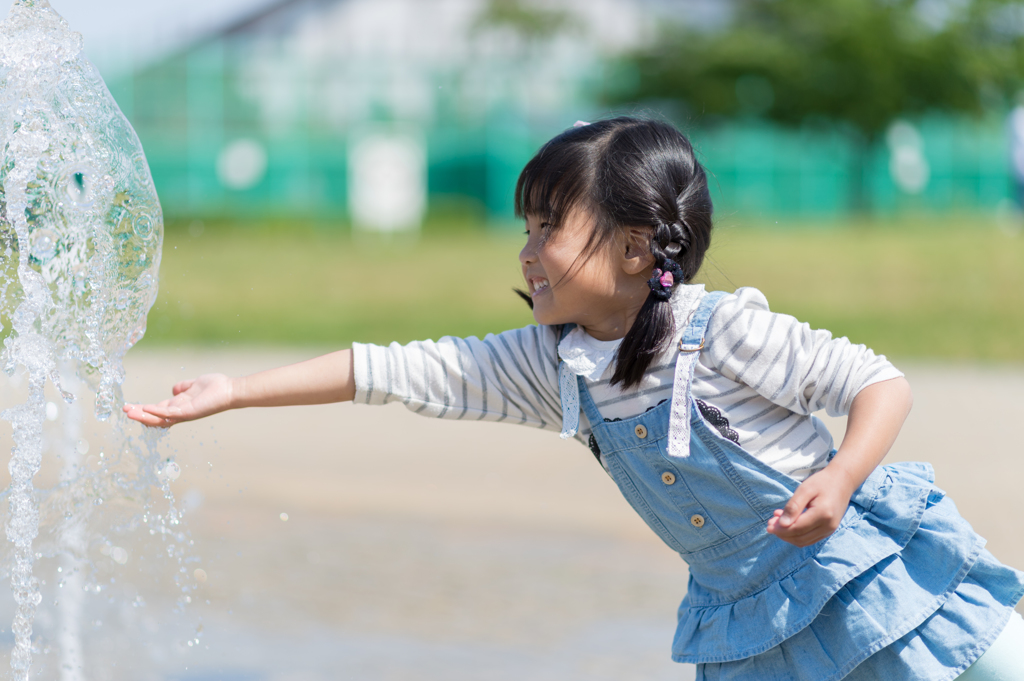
[125,117,1024,680]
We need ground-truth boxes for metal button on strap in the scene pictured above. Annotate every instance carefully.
[690,514,705,528]
[634,424,648,439]
[661,472,676,485]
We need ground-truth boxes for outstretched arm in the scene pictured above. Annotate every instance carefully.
[767,376,913,547]
[123,349,355,427]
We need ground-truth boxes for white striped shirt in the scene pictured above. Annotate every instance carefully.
[352,286,903,480]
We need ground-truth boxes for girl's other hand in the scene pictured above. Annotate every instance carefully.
[766,466,856,547]
[123,374,235,428]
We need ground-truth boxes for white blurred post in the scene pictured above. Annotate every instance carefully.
[348,131,426,232]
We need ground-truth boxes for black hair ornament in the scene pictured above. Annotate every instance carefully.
[647,259,684,302]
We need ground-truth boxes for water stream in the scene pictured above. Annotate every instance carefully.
[0,1,183,677]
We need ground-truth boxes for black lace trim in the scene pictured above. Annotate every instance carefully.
[695,399,740,444]
[588,398,739,459]
[590,400,668,464]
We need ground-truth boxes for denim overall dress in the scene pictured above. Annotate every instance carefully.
[560,291,1024,681]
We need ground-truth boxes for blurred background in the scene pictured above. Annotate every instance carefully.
[10,1,1024,679]
[46,0,1024,356]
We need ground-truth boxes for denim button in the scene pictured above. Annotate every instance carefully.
[634,424,648,439]
[661,472,676,485]
[690,514,705,528]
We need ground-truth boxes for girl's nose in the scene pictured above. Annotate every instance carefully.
[519,239,536,265]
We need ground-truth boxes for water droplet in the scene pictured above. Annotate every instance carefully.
[193,569,207,583]
[279,512,289,522]
[72,263,88,294]
[62,164,96,208]
[110,547,128,565]
[30,228,57,261]
[75,439,88,455]
[158,461,181,481]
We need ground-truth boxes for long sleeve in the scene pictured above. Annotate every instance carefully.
[351,324,567,433]
[699,287,903,418]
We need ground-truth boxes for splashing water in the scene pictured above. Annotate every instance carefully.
[0,1,180,677]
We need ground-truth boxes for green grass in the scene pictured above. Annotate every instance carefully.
[139,214,1024,361]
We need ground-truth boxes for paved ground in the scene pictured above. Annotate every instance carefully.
[114,350,1024,680]
[2,350,1022,680]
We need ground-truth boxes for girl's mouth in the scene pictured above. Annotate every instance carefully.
[531,278,550,297]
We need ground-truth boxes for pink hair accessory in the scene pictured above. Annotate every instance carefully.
[659,271,674,288]
[573,120,591,128]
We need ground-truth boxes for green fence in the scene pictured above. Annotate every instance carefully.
[106,40,1017,224]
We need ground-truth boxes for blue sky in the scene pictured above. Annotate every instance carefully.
[37,0,278,73]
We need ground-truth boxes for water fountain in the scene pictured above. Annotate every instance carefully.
[0,1,186,677]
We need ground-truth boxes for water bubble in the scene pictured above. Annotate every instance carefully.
[109,547,128,565]
[133,213,154,239]
[158,461,181,481]
[61,164,96,208]
[29,228,57,262]
[44,402,57,421]
[75,439,88,455]
[193,569,207,583]
[72,264,88,295]
[113,289,131,311]
[279,512,289,522]
[108,204,128,228]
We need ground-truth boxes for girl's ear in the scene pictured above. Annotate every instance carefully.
[621,227,655,275]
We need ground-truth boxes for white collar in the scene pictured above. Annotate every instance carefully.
[557,283,706,381]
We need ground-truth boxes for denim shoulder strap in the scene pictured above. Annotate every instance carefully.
[667,290,728,458]
[680,290,728,350]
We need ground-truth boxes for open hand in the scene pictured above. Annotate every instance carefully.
[123,373,235,427]
[766,466,856,547]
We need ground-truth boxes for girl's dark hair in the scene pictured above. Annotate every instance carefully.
[514,116,713,390]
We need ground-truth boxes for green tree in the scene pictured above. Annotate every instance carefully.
[610,0,1024,209]
[474,0,574,42]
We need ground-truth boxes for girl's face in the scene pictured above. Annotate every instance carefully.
[519,211,653,341]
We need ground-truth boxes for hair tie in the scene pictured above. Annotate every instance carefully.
[647,259,684,301]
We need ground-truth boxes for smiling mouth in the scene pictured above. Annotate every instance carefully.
[530,278,550,297]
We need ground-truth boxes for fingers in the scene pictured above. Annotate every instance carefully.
[766,474,848,547]
[767,488,845,547]
[768,506,838,547]
[124,378,199,427]
[776,486,814,529]
[122,404,176,428]
[172,379,195,396]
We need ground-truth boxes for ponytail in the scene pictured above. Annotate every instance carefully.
[515,117,714,390]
